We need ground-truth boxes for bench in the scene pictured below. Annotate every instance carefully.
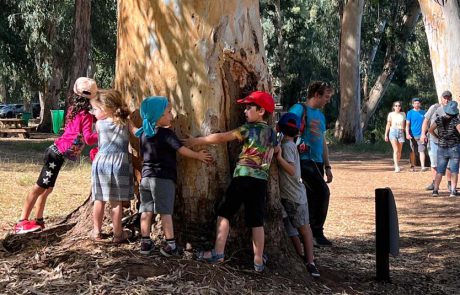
[0,128,30,138]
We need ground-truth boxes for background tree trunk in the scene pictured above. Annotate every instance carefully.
[360,0,421,131]
[419,0,460,101]
[335,0,365,143]
[116,1,287,255]
[273,0,287,106]
[66,0,92,103]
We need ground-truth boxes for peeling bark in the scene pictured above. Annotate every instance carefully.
[116,1,286,254]
[419,0,460,101]
[335,0,365,143]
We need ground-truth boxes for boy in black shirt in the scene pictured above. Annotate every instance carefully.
[135,96,212,256]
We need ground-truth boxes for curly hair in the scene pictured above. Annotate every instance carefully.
[66,94,92,124]
[95,89,130,126]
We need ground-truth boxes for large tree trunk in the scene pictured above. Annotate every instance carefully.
[66,0,92,102]
[335,0,365,143]
[360,1,421,131]
[419,0,460,101]
[115,0,286,255]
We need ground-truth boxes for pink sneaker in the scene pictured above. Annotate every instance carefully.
[13,220,42,234]
[29,219,45,230]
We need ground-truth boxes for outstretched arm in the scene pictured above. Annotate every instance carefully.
[183,130,238,147]
[177,146,213,164]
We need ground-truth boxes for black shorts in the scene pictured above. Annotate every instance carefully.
[36,145,65,189]
[217,176,267,228]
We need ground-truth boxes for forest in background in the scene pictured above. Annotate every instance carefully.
[0,0,438,139]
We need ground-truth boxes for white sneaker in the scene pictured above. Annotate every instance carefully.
[394,166,401,173]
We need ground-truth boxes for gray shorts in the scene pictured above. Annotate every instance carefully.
[281,199,309,228]
[139,177,176,214]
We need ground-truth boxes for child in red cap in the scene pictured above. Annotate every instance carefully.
[184,90,276,272]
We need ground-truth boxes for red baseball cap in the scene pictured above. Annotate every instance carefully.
[237,91,275,113]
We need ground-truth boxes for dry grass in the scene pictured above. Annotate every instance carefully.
[0,138,458,294]
[0,136,91,232]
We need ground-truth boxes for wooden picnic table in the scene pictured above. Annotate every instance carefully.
[0,118,32,138]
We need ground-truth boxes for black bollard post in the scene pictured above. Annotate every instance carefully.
[375,188,390,282]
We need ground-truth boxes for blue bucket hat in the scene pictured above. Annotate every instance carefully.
[444,101,459,116]
[135,96,169,138]
[278,112,300,130]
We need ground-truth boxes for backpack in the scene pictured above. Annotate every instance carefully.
[296,103,309,153]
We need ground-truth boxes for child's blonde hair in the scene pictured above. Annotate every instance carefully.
[96,89,130,126]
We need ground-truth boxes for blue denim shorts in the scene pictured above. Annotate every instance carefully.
[389,128,405,143]
[436,146,460,174]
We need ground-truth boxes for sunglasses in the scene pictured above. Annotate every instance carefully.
[394,105,401,107]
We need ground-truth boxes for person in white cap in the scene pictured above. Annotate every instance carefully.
[13,77,99,234]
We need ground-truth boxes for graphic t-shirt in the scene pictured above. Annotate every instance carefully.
[232,122,276,180]
[406,109,426,137]
[289,104,326,163]
[140,127,183,182]
[279,140,307,204]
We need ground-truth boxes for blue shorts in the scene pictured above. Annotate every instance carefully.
[428,140,438,167]
[389,128,405,143]
[436,146,460,174]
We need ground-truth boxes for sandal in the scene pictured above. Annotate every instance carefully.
[90,230,104,241]
[254,253,268,273]
[196,249,224,263]
[112,229,133,244]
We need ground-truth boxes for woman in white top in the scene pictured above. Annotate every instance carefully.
[385,101,406,172]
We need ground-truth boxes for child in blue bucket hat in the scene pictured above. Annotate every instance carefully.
[136,96,213,256]
[428,100,460,197]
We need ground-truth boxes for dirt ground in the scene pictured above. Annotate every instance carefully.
[0,136,458,294]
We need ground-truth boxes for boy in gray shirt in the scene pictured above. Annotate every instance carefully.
[276,113,320,278]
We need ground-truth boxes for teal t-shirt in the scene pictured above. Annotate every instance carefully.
[232,122,277,180]
[289,103,326,163]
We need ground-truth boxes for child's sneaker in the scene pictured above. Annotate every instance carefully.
[13,220,41,234]
[160,244,181,257]
[140,239,154,255]
[449,189,458,197]
[30,219,45,230]
[306,263,320,278]
[432,190,439,197]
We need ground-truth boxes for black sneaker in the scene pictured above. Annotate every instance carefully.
[160,244,181,257]
[140,239,154,255]
[432,190,439,197]
[426,182,435,190]
[449,189,458,197]
[306,263,320,278]
[314,235,332,247]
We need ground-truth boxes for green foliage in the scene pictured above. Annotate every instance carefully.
[0,0,117,103]
[261,0,434,138]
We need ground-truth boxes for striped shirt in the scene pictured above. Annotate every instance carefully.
[435,116,460,148]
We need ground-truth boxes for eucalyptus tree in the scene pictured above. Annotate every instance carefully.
[334,0,365,143]
[419,0,460,100]
[114,0,293,259]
